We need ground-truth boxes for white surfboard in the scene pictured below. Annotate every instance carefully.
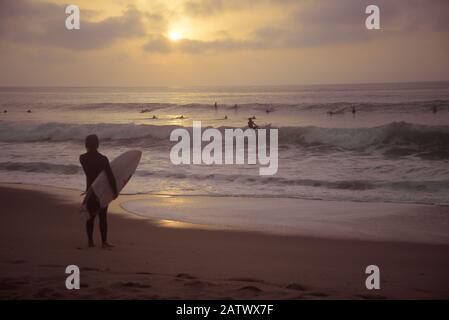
[87,150,142,209]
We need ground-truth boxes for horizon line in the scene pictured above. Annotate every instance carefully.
[1,80,448,89]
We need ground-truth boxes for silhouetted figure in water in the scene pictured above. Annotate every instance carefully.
[248,118,259,129]
[3,110,7,113]
[151,115,157,119]
[327,111,334,116]
[224,115,228,120]
[432,105,438,114]
[352,106,356,116]
[176,115,185,119]
[27,109,32,113]
[214,102,218,110]
[80,134,118,249]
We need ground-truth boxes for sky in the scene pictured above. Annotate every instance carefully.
[0,0,448,86]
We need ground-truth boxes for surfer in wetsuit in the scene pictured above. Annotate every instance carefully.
[248,118,259,129]
[80,134,118,248]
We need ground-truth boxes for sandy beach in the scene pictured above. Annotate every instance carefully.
[1,183,448,300]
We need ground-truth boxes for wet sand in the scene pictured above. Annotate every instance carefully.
[1,183,448,299]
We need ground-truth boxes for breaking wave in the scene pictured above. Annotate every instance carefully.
[1,121,448,158]
[1,161,447,196]
[0,161,80,175]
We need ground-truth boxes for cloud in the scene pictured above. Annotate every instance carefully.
[143,36,172,53]
[146,0,449,54]
[183,0,296,16]
[285,0,449,46]
[2,0,448,55]
[143,36,250,54]
[183,0,249,16]
[0,0,149,50]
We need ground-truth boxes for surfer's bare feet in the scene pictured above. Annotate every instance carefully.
[102,242,114,249]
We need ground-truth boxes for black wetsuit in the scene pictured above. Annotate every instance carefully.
[80,151,117,243]
[248,120,258,129]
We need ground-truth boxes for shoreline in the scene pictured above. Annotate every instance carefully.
[1,183,449,299]
[121,193,449,244]
[3,182,449,244]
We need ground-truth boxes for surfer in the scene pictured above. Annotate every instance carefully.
[80,134,118,249]
[27,109,32,113]
[248,118,259,129]
[214,102,218,110]
[151,115,158,119]
[351,106,356,115]
[176,115,185,119]
[3,110,7,113]
[224,115,228,120]
[432,105,437,114]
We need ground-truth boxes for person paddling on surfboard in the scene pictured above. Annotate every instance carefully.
[80,134,118,249]
[248,118,259,129]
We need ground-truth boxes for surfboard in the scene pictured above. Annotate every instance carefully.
[83,150,142,214]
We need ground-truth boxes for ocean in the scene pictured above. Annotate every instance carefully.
[1,82,449,209]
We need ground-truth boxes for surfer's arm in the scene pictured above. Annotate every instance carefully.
[104,158,118,198]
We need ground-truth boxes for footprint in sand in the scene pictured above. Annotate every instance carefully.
[121,281,152,289]
[290,294,306,300]
[39,263,64,268]
[238,285,263,294]
[228,277,265,284]
[176,273,197,280]
[305,291,330,298]
[135,271,153,275]
[286,283,308,291]
[357,293,387,300]
[6,259,27,264]
[183,280,208,289]
[82,267,102,272]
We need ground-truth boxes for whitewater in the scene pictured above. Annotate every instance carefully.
[0,83,448,206]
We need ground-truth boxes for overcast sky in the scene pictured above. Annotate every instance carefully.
[0,0,448,86]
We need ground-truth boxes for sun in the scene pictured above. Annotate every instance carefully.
[169,31,182,41]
